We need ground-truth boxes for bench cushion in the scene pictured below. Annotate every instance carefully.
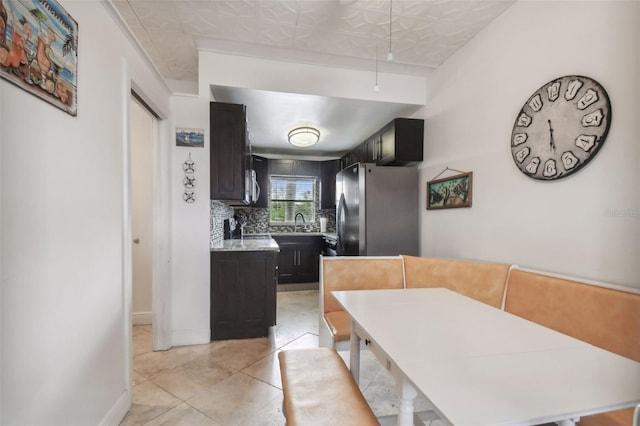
[324,311,351,342]
[278,348,379,426]
[578,407,633,426]
[403,255,510,308]
[322,257,404,314]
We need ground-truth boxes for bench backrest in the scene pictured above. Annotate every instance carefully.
[504,268,640,362]
[320,256,405,314]
[403,255,511,308]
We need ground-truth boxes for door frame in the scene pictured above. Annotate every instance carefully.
[130,87,172,352]
[122,65,172,407]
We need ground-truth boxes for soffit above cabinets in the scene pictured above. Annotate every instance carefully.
[211,85,423,157]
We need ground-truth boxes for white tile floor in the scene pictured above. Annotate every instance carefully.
[122,290,437,426]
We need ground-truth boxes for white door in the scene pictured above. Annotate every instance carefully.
[131,98,153,325]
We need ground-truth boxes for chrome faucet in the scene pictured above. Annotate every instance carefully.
[294,212,305,233]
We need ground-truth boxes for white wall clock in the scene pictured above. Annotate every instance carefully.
[511,75,611,180]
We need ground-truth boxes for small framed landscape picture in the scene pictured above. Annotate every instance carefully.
[176,127,204,147]
[427,171,473,210]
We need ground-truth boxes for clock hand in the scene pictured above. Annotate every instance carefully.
[547,119,556,151]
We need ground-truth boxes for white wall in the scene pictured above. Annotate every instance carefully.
[420,0,640,288]
[198,51,427,105]
[0,1,172,424]
[169,94,211,345]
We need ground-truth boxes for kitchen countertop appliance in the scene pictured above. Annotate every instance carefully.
[336,163,418,256]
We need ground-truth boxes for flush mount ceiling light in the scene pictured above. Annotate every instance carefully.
[288,126,320,148]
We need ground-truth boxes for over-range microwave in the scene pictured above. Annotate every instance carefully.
[246,169,260,204]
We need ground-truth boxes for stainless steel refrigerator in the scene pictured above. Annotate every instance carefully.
[336,163,419,256]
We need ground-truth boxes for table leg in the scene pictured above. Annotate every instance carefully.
[349,320,360,384]
[397,376,417,426]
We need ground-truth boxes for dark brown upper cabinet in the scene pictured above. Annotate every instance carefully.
[320,159,340,210]
[377,118,424,166]
[210,102,251,204]
[269,159,320,177]
[340,118,424,168]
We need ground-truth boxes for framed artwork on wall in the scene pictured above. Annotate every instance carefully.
[176,127,204,147]
[0,0,78,116]
[427,171,473,210]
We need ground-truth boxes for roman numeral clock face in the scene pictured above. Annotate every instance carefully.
[511,75,611,180]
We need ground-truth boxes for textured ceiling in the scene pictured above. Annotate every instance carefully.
[112,0,515,82]
[113,0,515,156]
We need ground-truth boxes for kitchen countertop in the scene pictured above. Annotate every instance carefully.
[212,233,337,252]
[212,237,280,252]
[247,232,337,239]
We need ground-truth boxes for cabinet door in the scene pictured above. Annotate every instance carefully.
[275,242,297,284]
[377,118,424,166]
[294,160,320,177]
[340,153,352,170]
[273,236,321,283]
[270,159,295,175]
[252,155,269,208]
[393,118,424,164]
[211,253,241,334]
[296,239,321,283]
[352,142,367,164]
[240,253,274,329]
[210,102,249,203]
[320,159,340,209]
[211,251,276,340]
[366,135,381,162]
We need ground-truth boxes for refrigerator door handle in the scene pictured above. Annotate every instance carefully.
[337,193,346,255]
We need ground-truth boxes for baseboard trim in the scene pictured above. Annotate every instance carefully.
[277,282,319,292]
[98,389,130,426]
[132,311,152,325]
[171,328,210,347]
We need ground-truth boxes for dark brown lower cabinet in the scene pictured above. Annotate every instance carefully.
[272,236,322,284]
[210,250,278,340]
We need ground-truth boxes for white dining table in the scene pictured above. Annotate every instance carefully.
[332,288,640,426]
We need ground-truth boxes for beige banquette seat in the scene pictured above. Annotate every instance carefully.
[504,268,640,426]
[402,255,512,308]
[278,348,379,426]
[319,256,404,348]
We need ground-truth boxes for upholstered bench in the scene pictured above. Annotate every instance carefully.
[277,348,379,426]
[319,256,405,348]
[504,268,640,426]
[402,255,512,308]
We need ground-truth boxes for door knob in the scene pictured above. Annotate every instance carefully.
[133,238,140,244]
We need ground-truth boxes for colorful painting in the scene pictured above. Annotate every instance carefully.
[427,172,473,210]
[0,0,77,116]
[176,127,204,147]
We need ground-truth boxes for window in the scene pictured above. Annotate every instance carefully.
[270,176,316,223]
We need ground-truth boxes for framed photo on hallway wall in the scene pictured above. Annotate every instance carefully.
[0,0,78,116]
[427,171,473,210]
[176,127,205,147]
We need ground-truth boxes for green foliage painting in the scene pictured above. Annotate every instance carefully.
[427,172,473,210]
